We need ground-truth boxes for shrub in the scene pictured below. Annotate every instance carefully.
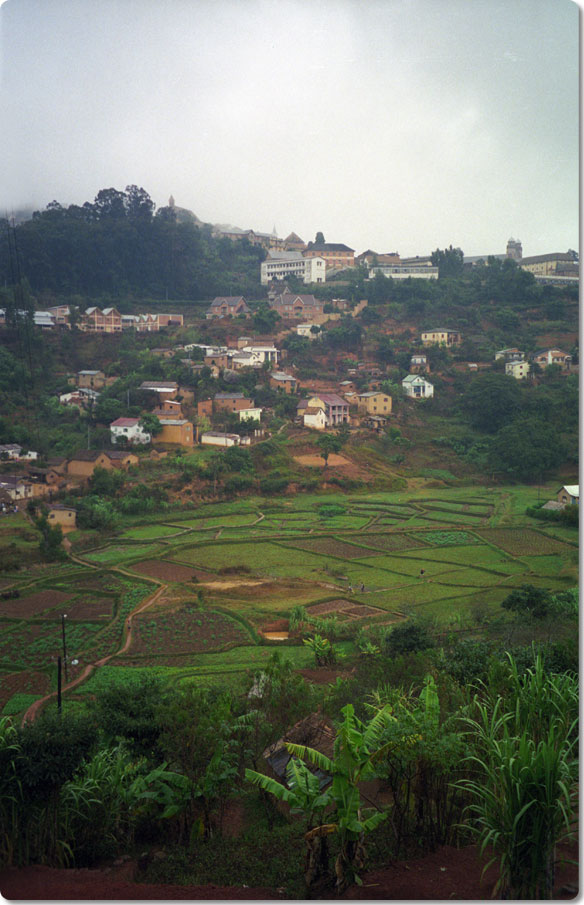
[260,476,289,495]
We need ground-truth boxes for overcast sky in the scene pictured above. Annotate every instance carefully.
[0,0,578,256]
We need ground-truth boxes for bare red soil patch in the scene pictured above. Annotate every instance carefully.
[0,670,50,709]
[0,589,72,618]
[298,666,355,684]
[130,559,211,582]
[0,840,577,900]
[294,453,351,467]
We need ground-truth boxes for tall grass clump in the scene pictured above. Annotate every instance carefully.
[459,655,578,899]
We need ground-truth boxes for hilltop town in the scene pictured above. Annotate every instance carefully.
[0,193,578,899]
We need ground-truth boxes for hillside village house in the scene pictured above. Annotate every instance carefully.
[139,380,179,399]
[0,444,38,461]
[506,360,530,380]
[110,418,152,446]
[150,400,194,447]
[241,345,280,365]
[47,504,77,530]
[495,348,524,362]
[303,405,327,430]
[421,328,462,347]
[532,349,572,370]
[410,353,429,373]
[305,393,349,427]
[402,375,434,399]
[213,392,255,414]
[356,391,392,416]
[269,372,298,394]
[106,450,139,468]
[206,297,251,319]
[76,370,110,390]
[557,485,579,506]
[269,293,325,319]
[80,307,122,333]
[200,432,241,447]
[67,450,114,477]
[303,242,355,271]
[230,351,262,370]
[0,309,56,329]
[60,388,100,410]
[297,323,319,339]
[46,304,73,327]
[239,406,262,422]
[0,475,33,501]
[261,251,326,285]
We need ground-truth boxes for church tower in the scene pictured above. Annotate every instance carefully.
[506,237,522,261]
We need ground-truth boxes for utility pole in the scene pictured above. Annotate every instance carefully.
[61,614,68,683]
[57,656,62,713]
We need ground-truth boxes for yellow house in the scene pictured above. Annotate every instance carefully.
[421,328,462,347]
[356,391,392,416]
[157,420,194,447]
[67,450,113,477]
[47,504,77,531]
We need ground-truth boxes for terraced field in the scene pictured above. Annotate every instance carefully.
[0,484,577,716]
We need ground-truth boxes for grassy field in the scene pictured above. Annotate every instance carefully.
[0,483,577,716]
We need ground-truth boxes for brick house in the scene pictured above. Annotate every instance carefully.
[214,392,254,413]
[206,297,251,319]
[269,372,298,394]
[269,293,325,319]
[80,307,123,333]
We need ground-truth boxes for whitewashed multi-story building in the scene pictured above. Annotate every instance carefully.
[261,252,326,285]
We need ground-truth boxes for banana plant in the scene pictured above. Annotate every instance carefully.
[246,757,332,889]
[248,703,398,892]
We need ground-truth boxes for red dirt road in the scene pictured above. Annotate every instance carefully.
[0,841,578,900]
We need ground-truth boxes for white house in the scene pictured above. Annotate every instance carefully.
[0,444,38,461]
[495,347,524,362]
[261,251,326,285]
[505,360,530,380]
[297,323,320,339]
[303,405,327,430]
[241,345,280,365]
[239,406,262,422]
[110,417,152,445]
[402,375,434,399]
[200,432,240,447]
